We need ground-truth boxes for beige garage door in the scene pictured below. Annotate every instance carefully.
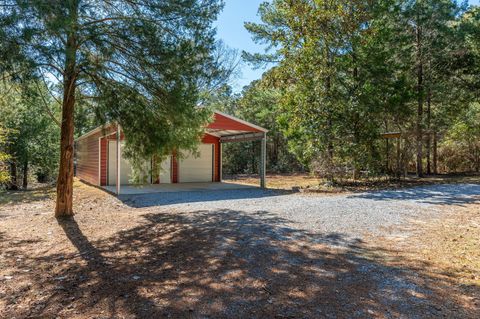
[159,156,171,184]
[108,141,150,185]
[108,141,133,185]
[179,144,214,183]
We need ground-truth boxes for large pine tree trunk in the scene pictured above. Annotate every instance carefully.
[55,74,76,217]
[55,23,77,217]
[415,25,424,177]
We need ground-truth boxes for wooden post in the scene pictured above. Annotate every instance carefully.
[260,134,266,188]
[396,137,401,179]
[219,143,223,182]
[116,124,121,195]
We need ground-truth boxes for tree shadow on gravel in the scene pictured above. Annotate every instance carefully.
[118,188,288,208]
[2,209,479,318]
[348,183,480,206]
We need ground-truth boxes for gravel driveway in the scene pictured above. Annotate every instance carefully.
[112,183,480,317]
[122,183,480,241]
[2,183,479,318]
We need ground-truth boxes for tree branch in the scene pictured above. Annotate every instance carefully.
[34,81,61,127]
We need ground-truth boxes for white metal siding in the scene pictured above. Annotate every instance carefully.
[179,144,213,183]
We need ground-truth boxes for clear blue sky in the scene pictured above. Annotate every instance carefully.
[216,0,480,92]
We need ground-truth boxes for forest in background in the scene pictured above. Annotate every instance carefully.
[212,0,480,181]
[1,0,480,191]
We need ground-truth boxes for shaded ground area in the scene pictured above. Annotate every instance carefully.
[0,181,479,318]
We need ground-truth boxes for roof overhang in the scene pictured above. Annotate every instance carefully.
[75,123,115,142]
[75,111,268,142]
[219,132,266,143]
[206,111,268,139]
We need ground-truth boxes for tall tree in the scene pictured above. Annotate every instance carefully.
[0,127,10,185]
[0,0,223,216]
[0,79,61,189]
[245,0,386,180]
[398,0,465,176]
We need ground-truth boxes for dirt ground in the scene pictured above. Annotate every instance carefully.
[224,172,480,192]
[1,179,479,318]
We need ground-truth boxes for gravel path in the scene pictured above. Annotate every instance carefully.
[122,183,480,241]
[2,182,479,318]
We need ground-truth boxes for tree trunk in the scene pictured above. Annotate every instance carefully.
[426,89,431,175]
[55,7,78,218]
[22,159,28,189]
[385,120,390,173]
[8,159,18,191]
[325,46,334,182]
[433,131,438,174]
[476,150,479,173]
[396,137,401,179]
[415,25,424,177]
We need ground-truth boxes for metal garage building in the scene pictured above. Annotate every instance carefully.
[75,111,268,194]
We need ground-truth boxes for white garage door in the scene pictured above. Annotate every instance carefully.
[179,144,214,183]
[159,156,171,184]
[108,141,133,185]
[108,141,150,185]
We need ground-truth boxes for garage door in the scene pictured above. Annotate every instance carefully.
[108,141,132,185]
[108,141,150,185]
[179,144,214,183]
[159,156,171,184]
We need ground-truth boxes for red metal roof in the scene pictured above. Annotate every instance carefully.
[205,111,267,137]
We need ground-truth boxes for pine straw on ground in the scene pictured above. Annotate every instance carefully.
[0,180,479,318]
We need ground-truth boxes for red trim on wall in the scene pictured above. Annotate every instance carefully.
[202,134,220,182]
[207,113,263,132]
[171,151,178,183]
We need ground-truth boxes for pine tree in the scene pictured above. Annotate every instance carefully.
[0,127,10,184]
[0,79,61,189]
[0,0,223,216]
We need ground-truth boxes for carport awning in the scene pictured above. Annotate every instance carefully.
[206,111,268,142]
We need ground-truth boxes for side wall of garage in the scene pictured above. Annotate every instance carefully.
[76,124,116,186]
[75,126,115,185]
[76,131,101,185]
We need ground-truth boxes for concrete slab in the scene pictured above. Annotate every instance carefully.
[102,182,258,195]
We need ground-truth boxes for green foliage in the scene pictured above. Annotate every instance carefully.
[441,103,480,172]
[0,127,10,184]
[204,81,303,175]
[237,79,303,173]
[0,79,60,185]
[244,0,480,179]
[0,0,226,178]
[244,1,391,179]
